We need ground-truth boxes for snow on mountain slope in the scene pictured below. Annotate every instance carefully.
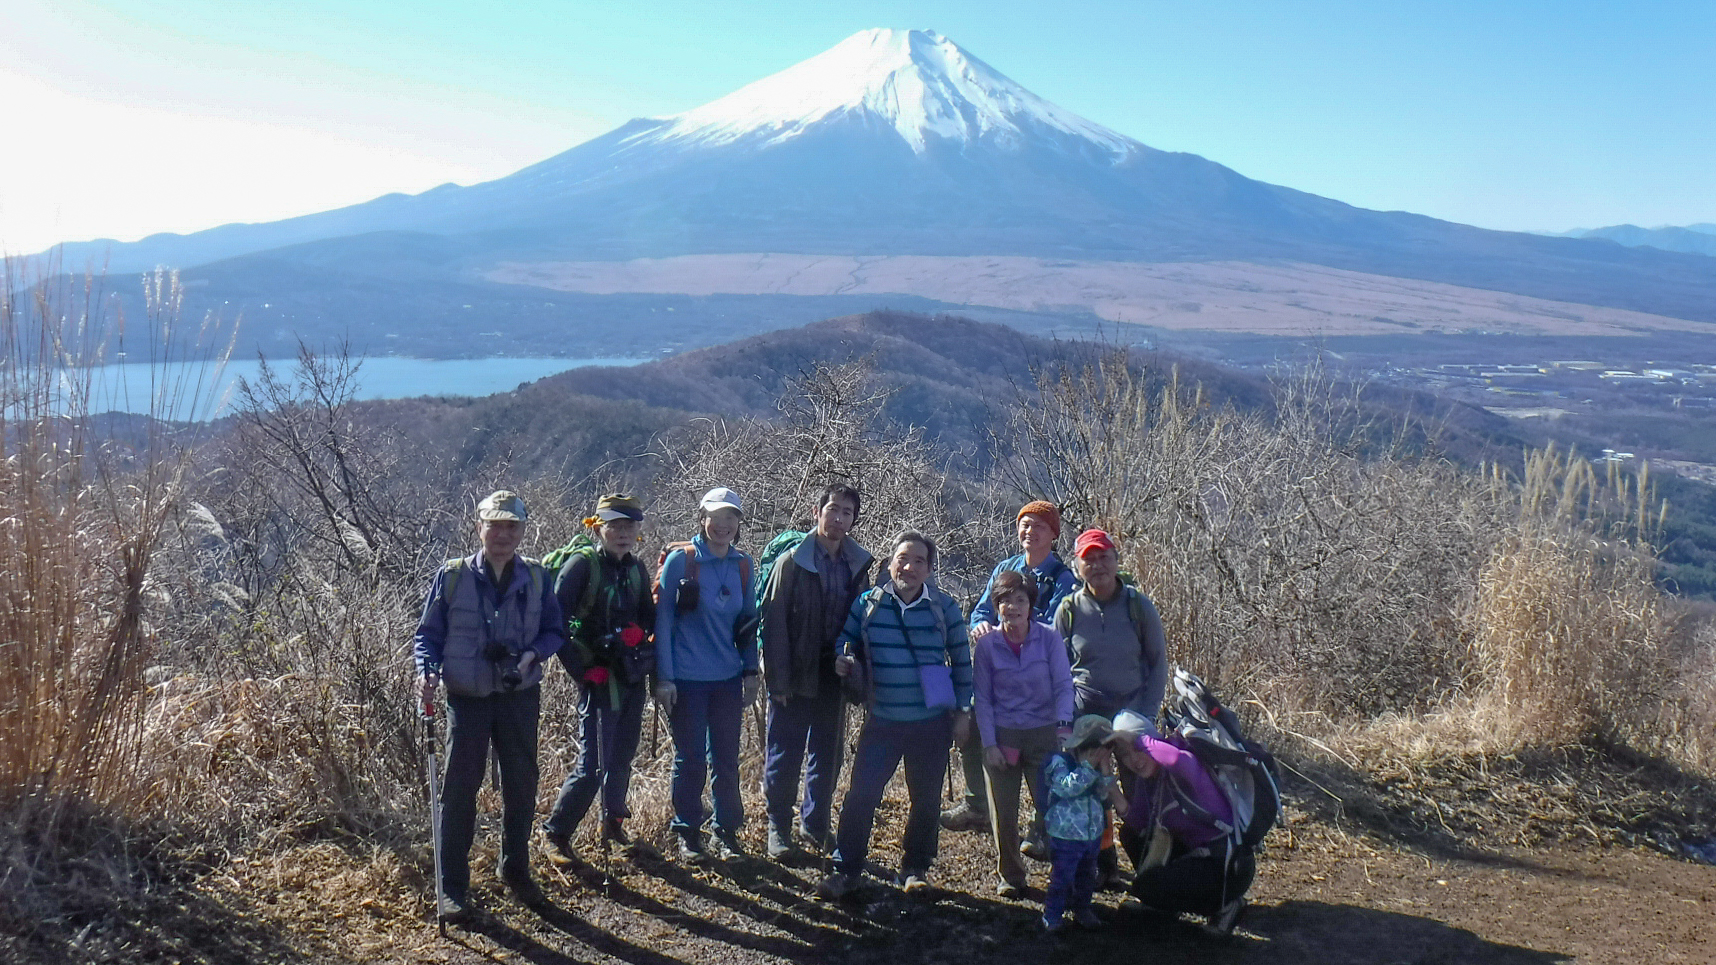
[632,28,1140,157]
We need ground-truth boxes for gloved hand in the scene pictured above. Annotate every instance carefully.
[742,674,761,705]
[653,680,677,714]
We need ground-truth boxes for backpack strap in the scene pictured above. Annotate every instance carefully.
[1053,592,1075,641]
[437,558,468,629]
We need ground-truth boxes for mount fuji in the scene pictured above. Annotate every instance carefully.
[41,29,1716,356]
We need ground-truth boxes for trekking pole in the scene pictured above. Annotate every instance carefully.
[422,692,446,937]
[650,700,662,760]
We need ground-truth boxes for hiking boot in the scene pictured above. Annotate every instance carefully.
[897,869,931,894]
[800,826,837,856]
[1073,908,1103,930]
[1019,832,1050,862]
[711,830,747,861]
[543,832,585,868]
[995,879,1026,899]
[502,872,546,907]
[604,818,658,858]
[938,804,988,833]
[767,825,805,863]
[816,871,857,900]
[602,817,631,847]
[1205,897,1247,937]
[1040,914,1067,935]
[436,891,474,921]
[677,834,711,865]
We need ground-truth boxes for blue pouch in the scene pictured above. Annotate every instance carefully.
[918,663,955,710]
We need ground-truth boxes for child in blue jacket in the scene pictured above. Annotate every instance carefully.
[1041,714,1126,932]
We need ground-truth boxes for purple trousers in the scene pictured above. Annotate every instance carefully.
[1045,836,1101,920]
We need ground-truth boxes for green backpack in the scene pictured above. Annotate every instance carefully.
[541,531,648,637]
[753,530,809,606]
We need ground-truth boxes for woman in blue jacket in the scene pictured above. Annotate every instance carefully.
[654,487,761,862]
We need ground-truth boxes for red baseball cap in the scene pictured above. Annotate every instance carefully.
[1074,528,1116,558]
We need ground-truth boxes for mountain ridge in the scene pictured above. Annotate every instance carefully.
[30,28,1716,358]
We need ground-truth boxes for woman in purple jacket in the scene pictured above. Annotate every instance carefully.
[971,570,1075,896]
[1108,726,1252,935]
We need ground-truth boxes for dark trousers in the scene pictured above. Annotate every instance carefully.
[763,689,846,841]
[957,725,988,813]
[1129,839,1256,916]
[833,712,953,876]
[1044,836,1101,920]
[441,686,541,897]
[669,676,745,837]
[545,678,647,836]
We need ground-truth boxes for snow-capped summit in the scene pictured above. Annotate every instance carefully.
[633,28,1140,157]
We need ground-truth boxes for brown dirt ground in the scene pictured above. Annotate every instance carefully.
[186,800,1712,965]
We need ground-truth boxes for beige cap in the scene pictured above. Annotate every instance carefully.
[477,490,528,522]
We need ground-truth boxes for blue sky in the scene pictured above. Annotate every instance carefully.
[3,0,1713,253]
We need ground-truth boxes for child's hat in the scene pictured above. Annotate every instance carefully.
[1063,714,1114,751]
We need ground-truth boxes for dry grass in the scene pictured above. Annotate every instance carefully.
[8,315,1716,961]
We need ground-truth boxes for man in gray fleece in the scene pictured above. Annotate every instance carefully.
[1052,527,1168,888]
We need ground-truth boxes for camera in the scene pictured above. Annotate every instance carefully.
[484,641,524,691]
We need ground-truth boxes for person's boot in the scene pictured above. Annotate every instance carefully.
[677,832,711,865]
[711,829,747,861]
[543,831,585,868]
[938,804,989,832]
[767,824,805,863]
[501,870,546,907]
[437,890,475,921]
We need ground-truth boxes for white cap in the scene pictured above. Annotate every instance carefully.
[699,486,744,515]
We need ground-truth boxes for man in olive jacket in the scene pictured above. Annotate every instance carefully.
[758,483,873,861]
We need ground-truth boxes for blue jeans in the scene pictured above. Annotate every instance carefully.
[545,678,646,836]
[669,676,745,837]
[763,690,846,840]
[833,712,953,876]
[441,686,540,897]
[1045,836,1102,920]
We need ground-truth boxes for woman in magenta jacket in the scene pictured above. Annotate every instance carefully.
[1109,725,1253,935]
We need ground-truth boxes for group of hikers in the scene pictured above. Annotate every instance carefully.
[413,484,1269,938]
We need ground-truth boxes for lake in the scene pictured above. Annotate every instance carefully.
[72,356,647,418]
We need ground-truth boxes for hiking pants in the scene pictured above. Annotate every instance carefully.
[833,712,953,876]
[1044,836,1101,920]
[545,678,647,836]
[982,723,1058,885]
[763,688,845,842]
[957,722,988,815]
[440,685,540,897]
[669,675,745,838]
[1129,840,1256,916]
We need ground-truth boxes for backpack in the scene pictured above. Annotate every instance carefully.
[654,540,754,619]
[843,585,952,705]
[1156,668,1281,859]
[754,530,809,606]
[1053,583,1151,644]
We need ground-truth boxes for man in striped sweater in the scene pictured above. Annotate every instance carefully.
[818,531,974,899]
